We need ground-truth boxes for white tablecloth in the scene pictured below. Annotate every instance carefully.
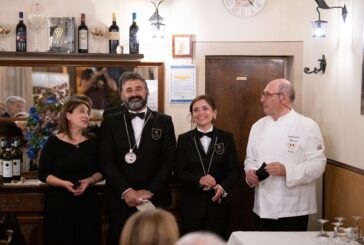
[227,231,322,245]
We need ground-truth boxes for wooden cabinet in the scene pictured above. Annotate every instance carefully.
[0,183,180,245]
[0,185,45,245]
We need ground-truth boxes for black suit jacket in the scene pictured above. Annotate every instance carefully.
[175,128,241,218]
[100,108,176,209]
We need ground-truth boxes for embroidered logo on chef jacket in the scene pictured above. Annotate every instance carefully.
[287,135,300,153]
[214,143,225,155]
[316,144,323,151]
[151,128,162,140]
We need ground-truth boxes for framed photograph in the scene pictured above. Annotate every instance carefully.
[172,34,193,58]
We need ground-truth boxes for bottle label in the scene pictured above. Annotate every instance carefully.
[13,159,21,176]
[79,30,88,49]
[16,30,26,42]
[3,160,13,178]
[109,32,120,41]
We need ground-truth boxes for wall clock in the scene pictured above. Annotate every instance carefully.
[223,0,266,17]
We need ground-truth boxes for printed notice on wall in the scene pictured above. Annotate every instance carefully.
[170,65,196,103]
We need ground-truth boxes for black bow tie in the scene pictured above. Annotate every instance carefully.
[196,131,214,138]
[129,112,145,119]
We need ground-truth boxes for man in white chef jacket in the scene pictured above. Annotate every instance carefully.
[244,78,326,231]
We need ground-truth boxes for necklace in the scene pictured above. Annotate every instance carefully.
[123,111,152,164]
[193,136,218,191]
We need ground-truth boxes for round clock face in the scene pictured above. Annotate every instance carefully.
[223,0,266,17]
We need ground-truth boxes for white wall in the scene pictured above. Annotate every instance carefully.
[1,0,363,169]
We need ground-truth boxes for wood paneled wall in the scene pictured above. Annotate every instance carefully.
[324,160,364,229]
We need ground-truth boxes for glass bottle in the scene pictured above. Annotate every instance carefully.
[129,12,139,54]
[12,138,21,181]
[3,142,13,183]
[109,13,119,54]
[78,13,88,53]
[16,11,27,52]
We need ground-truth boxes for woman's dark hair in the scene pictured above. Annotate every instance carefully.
[189,94,217,113]
[58,96,94,140]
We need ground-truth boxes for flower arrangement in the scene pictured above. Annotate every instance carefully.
[26,83,69,169]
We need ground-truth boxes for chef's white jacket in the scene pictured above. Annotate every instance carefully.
[244,110,326,219]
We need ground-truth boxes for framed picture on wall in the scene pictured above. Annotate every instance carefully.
[172,34,193,58]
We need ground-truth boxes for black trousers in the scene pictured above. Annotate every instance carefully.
[108,207,137,245]
[181,216,228,240]
[255,214,309,231]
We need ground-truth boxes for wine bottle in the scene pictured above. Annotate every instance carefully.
[0,138,5,181]
[12,138,21,181]
[129,12,139,54]
[109,13,119,54]
[78,13,88,53]
[3,143,13,183]
[16,11,27,52]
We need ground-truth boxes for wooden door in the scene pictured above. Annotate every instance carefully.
[206,56,286,232]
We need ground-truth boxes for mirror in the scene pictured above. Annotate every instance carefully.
[0,53,165,172]
[0,64,164,119]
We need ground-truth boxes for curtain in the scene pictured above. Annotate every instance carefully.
[0,67,33,111]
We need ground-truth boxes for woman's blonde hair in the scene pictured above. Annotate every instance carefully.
[120,209,179,245]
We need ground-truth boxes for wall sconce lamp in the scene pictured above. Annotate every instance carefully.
[149,0,165,38]
[312,0,347,37]
[304,55,327,74]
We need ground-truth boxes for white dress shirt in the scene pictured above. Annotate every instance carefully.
[197,126,213,153]
[130,108,147,148]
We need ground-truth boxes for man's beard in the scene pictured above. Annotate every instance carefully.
[125,96,147,111]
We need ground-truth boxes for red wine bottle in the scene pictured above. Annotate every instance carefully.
[129,12,139,54]
[16,11,27,52]
[78,13,88,53]
[109,13,119,54]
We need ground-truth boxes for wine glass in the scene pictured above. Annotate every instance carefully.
[351,216,363,243]
[90,26,106,53]
[316,219,330,244]
[28,2,47,52]
[0,25,11,51]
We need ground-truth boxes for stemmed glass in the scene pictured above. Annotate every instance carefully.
[351,216,363,243]
[0,25,11,51]
[332,221,348,245]
[90,26,106,53]
[28,2,47,51]
[316,219,330,244]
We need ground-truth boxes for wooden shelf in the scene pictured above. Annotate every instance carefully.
[0,51,144,66]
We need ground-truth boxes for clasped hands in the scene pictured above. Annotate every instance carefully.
[246,161,286,186]
[63,178,93,196]
[199,174,224,203]
[123,189,153,207]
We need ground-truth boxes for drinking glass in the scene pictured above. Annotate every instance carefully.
[316,219,330,244]
[0,25,11,51]
[28,2,47,51]
[332,221,347,245]
[351,216,363,243]
[90,26,106,53]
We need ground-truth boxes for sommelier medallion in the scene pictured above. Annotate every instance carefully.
[125,149,137,164]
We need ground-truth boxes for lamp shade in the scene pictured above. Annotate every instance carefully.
[312,20,327,37]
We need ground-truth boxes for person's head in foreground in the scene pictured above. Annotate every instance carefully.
[175,231,226,245]
[120,208,179,245]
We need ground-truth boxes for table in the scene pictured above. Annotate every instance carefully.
[227,231,322,245]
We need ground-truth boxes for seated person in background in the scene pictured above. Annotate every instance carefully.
[175,232,226,245]
[1,96,26,117]
[78,68,120,118]
[120,209,179,245]
[0,96,26,137]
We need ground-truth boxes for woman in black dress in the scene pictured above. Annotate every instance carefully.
[38,96,103,245]
[175,95,241,239]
